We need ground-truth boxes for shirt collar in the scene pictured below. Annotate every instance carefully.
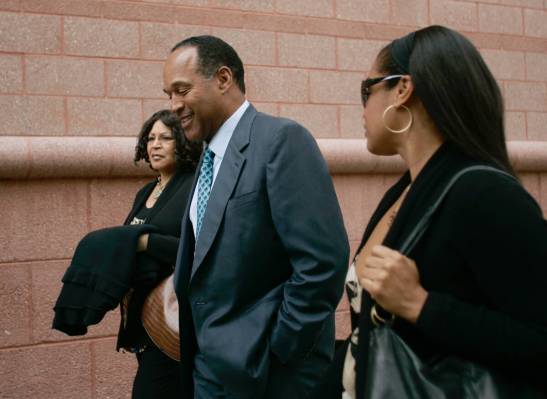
[207,100,250,159]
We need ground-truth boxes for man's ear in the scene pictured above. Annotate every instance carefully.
[394,75,414,107]
[216,66,233,94]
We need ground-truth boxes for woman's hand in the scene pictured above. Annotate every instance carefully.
[137,234,149,252]
[358,245,428,324]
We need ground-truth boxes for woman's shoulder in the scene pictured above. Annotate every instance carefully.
[134,179,157,198]
[153,169,196,206]
[446,166,542,217]
[450,166,521,196]
[171,169,196,191]
[177,169,196,181]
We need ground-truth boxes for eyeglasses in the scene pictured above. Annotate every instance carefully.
[361,75,404,106]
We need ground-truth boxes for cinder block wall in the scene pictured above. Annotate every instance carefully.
[1,1,546,398]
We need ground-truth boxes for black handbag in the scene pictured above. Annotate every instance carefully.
[364,166,545,399]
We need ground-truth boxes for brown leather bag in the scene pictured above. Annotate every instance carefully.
[141,274,180,361]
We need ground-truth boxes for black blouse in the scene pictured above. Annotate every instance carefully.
[117,169,196,353]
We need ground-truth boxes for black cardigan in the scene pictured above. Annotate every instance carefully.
[353,143,547,397]
[52,223,158,335]
[116,169,195,351]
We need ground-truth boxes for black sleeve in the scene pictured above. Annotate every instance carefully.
[145,233,179,265]
[416,172,547,369]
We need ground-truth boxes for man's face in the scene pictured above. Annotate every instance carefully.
[163,46,224,143]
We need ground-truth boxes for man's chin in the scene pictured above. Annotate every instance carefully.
[183,129,203,144]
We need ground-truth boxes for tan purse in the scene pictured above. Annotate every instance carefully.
[141,273,180,361]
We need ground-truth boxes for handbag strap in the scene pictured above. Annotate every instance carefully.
[371,165,515,327]
[398,165,514,256]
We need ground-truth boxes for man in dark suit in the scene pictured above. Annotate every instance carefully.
[165,35,349,399]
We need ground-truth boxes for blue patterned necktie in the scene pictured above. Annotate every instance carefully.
[196,148,215,239]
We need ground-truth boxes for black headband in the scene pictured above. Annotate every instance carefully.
[389,31,416,74]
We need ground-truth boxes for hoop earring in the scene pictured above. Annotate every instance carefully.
[382,104,413,134]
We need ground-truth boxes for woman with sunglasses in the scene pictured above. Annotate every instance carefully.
[317,25,547,399]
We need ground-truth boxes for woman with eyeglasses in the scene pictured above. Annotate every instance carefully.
[117,109,201,398]
[314,25,547,399]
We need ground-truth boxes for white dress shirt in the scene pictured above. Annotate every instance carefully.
[189,100,250,238]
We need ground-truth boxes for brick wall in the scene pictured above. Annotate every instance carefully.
[0,1,546,398]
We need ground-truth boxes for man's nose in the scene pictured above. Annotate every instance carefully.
[170,101,178,112]
[171,97,183,113]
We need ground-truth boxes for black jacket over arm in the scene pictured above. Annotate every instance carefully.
[52,223,157,335]
[52,170,195,342]
[116,169,195,351]
[354,143,547,397]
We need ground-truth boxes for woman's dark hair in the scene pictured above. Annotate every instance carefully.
[134,109,202,172]
[377,25,514,175]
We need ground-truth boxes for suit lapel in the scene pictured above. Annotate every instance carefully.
[190,105,256,281]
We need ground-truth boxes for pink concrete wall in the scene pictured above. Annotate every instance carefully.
[1,1,546,397]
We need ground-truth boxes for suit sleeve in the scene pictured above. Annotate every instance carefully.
[416,173,547,372]
[266,121,350,364]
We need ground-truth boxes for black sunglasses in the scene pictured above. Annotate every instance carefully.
[361,74,404,106]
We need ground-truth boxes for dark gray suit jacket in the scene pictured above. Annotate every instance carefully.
[174,104,349,398]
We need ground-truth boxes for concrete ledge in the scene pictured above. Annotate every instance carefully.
[1,136,546,179]
[0,136,153,179]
